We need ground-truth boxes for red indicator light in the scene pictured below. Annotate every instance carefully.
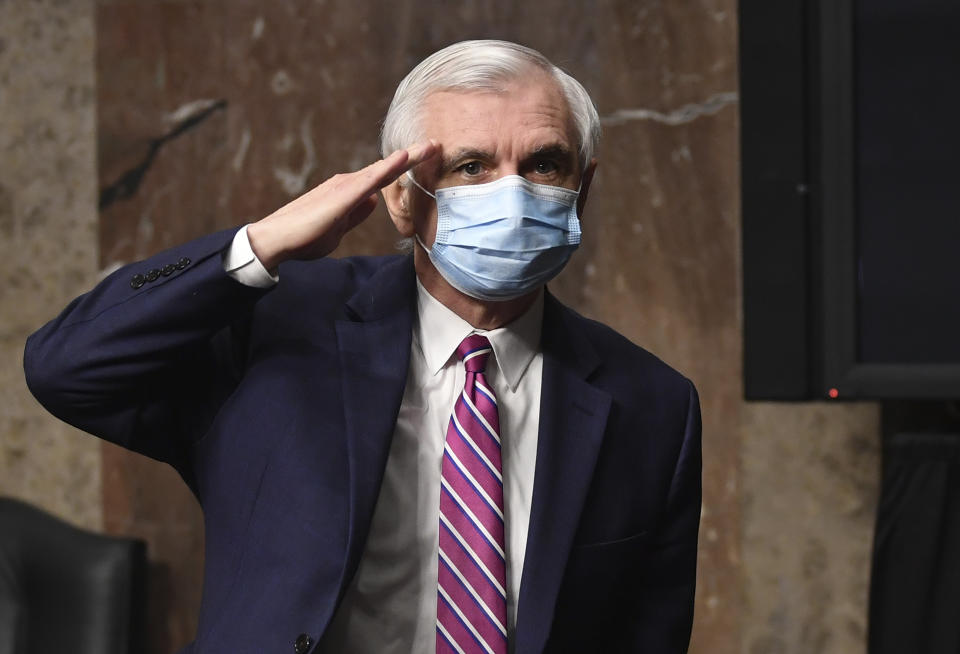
[828,388,839,399]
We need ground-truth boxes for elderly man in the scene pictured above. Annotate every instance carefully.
[25,40,700,654]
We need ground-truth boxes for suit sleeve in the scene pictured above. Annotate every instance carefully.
[23,227,272,485]
[616,379,702,653]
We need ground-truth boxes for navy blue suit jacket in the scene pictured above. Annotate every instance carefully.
[24,227,701,653]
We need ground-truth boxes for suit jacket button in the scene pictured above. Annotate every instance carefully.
[294,633,313,654]
[130,274,145,289]
[161,264,176,276]
[145,268,160,282]
[176,257,191,270]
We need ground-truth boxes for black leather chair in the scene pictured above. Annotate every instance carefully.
[0,497,146,654]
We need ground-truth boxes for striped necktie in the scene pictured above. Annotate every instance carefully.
[436,334,508,654]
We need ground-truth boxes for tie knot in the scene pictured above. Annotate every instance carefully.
[457,334,492,373]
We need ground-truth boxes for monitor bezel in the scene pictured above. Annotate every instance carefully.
[817,0,960,399]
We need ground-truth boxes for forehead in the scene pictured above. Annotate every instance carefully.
[420,74,576,155]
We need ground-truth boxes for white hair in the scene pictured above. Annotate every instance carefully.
[380,40,601,171]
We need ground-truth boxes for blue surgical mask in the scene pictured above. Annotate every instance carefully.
[407,172,582,301]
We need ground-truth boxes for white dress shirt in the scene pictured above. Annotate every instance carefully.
[223,226,543,653]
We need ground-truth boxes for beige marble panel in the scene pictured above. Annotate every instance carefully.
[0,0,102,530]
[741,403,880,654]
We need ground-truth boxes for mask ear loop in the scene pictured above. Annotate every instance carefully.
[414,234,431,253]
[406,170,437,200]
[405,171,436,253]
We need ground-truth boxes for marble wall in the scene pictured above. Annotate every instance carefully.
[0,1,881,652]
[0,0,102,529]
[741,403,879,654]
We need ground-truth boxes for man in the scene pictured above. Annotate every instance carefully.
[24,40,700,653]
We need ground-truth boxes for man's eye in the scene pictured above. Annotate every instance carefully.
[534,160,558,175]
[459,161,483,176]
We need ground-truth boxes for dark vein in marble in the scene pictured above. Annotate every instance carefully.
[98,99,228,210]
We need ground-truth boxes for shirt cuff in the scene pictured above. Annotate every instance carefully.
[222,224,279,288]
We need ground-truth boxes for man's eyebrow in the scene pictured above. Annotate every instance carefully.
[528,143,576,161]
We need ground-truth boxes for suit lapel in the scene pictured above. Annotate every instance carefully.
[334,256,417,596]
[514,293,612,654]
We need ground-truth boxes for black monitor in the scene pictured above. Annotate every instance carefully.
[740,0,960,400]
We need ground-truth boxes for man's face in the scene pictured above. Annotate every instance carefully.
[408,71,586,248]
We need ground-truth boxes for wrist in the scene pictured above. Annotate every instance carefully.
[246,220,284,272]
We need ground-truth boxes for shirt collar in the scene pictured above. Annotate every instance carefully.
[414,281,543,392]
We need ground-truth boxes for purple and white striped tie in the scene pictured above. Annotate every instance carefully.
[436,334,508,654]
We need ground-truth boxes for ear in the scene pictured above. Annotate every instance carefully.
[382,177,415,237]
[576,158,598,220]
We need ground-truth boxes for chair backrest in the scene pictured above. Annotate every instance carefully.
[0,497,146,654]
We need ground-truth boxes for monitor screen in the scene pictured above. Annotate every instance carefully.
[855,0,960,364]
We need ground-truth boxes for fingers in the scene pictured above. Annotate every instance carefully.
[404,139,440,169]
[335,140,435,239]
[352,140,439,198]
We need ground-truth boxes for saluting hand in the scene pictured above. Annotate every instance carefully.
[247,140,439,271]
